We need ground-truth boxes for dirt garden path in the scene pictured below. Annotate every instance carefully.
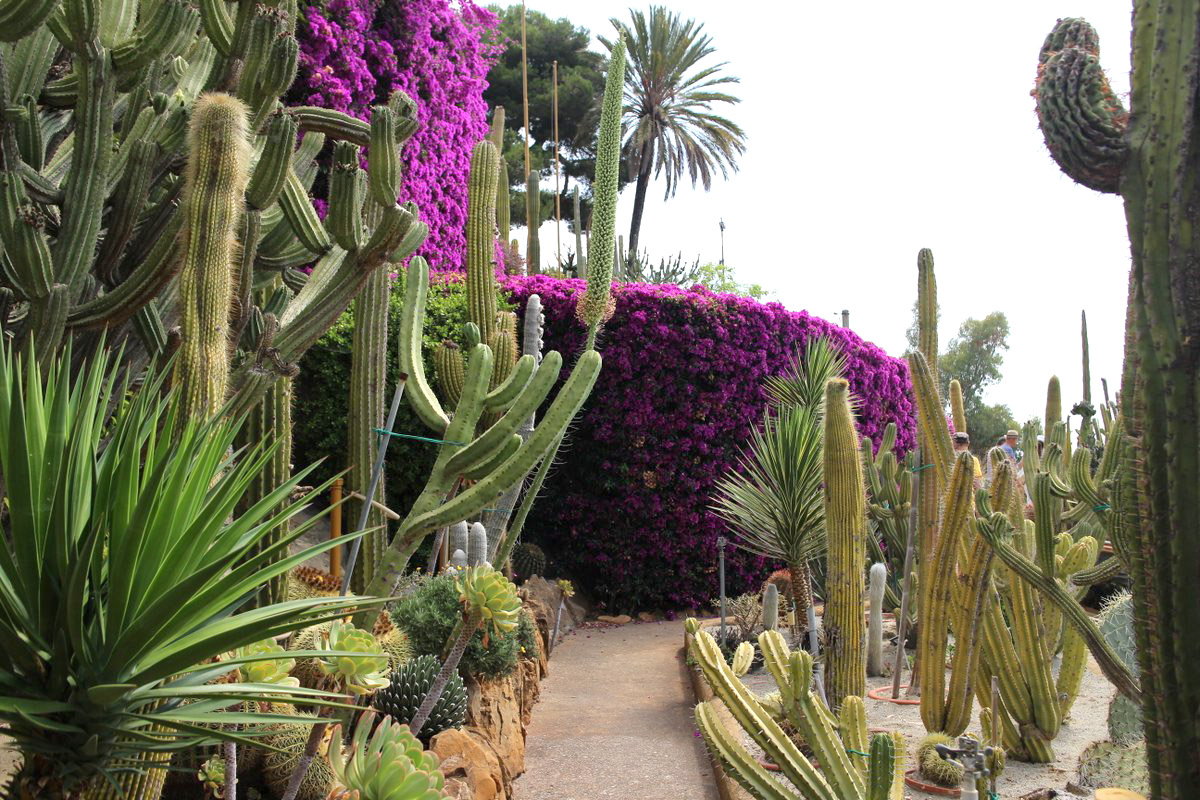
[513,620,720,800]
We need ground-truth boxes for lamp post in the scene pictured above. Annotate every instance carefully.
[719,218,726,266]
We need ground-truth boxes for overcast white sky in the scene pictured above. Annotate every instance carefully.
[523,1,1134,423]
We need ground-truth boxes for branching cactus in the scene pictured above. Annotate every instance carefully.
[686,619,899,800]
[1035,16,1198,789]
[861,423,911,616]
[822,377,866,711]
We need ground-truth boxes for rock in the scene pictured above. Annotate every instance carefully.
[597,614,632,624]
[467,675,526,793]
[431,728,503,800]
[443,777,475,800]
[519,658,540,728]
[637,611,657,623]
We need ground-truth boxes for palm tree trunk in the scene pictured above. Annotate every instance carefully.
[788,561,813,639]
[627,138,654,261]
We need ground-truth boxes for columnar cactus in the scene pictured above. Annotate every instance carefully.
[525,170,541,275]
[861,424,911,617]
[467,522,489,567]
[687,619,898,800]
[174,94,252,419]
[1032,23,1200,776]
[1081,310,1092,404]
[867,563,886,677]
[762,582,779,633]
[822,377,866,711]
[948,379,966,434]
[466,141,501,345]
[572,185,586,274]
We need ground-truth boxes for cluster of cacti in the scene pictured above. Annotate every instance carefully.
[372,655,467,742]
[1034,13,1199,794]
[1075,740,1151,797]
[687,619,901,800]
[861,423,912,615]
[512,541,546,579]
[327,712,445,800]
[821,378,866,711]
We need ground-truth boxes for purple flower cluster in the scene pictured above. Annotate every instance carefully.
[294,0,503,269]
[499,275,916,610]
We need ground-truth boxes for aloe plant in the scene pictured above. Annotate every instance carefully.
[0,344,381,797]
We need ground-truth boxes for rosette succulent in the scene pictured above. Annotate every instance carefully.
[239,639,301,688]
[317,622,391,696]
[456,565,521,639]
[328,712,445,800]
[197,756,226,798]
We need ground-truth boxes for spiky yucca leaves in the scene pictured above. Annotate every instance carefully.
[174,93,252,419]
[687,620,897,800]
[0,345,381,796]
[822,378,866,711]
[327,712,444,800]
[763,336,849,414]
[578,34,625,346]
[373,655,467,743]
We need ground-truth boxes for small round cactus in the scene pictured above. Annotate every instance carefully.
[328,711,445,800]
[373,655,467,742]
[317,620,391,696]
[512,541,546,579]
[917,732,963,787]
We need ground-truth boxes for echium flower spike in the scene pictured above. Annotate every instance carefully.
[577,34,626,348]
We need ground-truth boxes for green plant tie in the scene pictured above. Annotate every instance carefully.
[845,748,870,757]
[373,428,468,446]
[1093,503,1111,511]
[911,464,933,473]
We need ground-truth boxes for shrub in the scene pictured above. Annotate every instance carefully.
[391,574,536,680]
[292,0,503,269]
[498,275,916,610]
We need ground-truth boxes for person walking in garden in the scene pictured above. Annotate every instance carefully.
[953,432,983,488]
[1001,429,1021,463]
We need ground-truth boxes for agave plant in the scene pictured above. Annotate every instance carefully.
[0,344,381,796]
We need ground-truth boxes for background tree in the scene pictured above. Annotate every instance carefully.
[940,312,1013,447]
[484,5,616,227]
[601,6,747,259]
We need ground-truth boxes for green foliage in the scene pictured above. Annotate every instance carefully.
[392,574,535,680]
[693,262,770,300]
[293,271,512,516]
[939,312,1011,421]
[0,344,374,794]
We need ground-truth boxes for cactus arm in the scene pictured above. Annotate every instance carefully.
[907,350,954,489]
[0,170,53,300]
[1071,556,1122,587]
[366,106,399,206]
[463,434,522,482]
[483,353,535,411]
[278,167,332,254]
[867,733,895,800]
[941,533,994,736]
[95,137,158,281]
[288,106,371,147]
[66,214,184,328]
[949,379,966,433]
[977,515,1139,703]
[689,624,837,800]
[198,0,233,55]
[445,350,562,475]
[694,701,794,800]
[327,141,364,251]
[464,141,499,343]
[246,113,296,211]
[395,257,449,433]
[0,0,61,42]
[110,0,197,73]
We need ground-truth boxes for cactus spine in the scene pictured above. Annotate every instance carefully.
[866,563,886,677]
[174,93,251,419]
[822,377,866,711]
[949,379,966,434]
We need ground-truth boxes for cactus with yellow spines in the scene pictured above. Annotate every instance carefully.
[686,619,898,800]
[822,377,866,712]
[949,379,966,434]
[466,140,501,345]
[174,93,252,419]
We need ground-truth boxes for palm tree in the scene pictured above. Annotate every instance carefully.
[601,7,747,260]
[710,339,847,639]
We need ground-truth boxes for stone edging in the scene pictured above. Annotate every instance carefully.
[682,629,752,800]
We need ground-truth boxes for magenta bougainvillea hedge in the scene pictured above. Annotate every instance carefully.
[293,0,502,269]
[499,276,916,610]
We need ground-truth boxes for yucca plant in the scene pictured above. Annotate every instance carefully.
[0,343,382,797]
[711,338,846,633]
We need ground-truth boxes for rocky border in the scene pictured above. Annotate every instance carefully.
[683,628,753,800]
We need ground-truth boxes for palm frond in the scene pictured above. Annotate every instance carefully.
[764,336,849,413]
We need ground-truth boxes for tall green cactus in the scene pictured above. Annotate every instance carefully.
[948,379,966,434]
[861,424,911,617]
[467,141,501,345]
[822,377,865,712]
[174,93,251,418]
[572,185,585,275]
[525,169,541,275]
[1081,310,1091,404]
[687,619,898,800]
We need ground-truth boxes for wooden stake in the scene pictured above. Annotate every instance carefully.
[329,478,343,579]
[520,0,530,178]
[553,59,561,269]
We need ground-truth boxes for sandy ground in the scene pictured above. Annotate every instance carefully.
[514,620,721,800]
[733,622,1112,799]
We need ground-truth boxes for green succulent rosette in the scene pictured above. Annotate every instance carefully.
[456,565,521,639]
[317,621,391,696]
[237,639,300,687]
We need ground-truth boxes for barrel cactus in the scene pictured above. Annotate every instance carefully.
[512,541,546,579]
[373,655,467,743]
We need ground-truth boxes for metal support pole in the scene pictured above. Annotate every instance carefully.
[329,478,344,579]
[340,375,408,595]
[718,536,727,647]
[841,309,850,328]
